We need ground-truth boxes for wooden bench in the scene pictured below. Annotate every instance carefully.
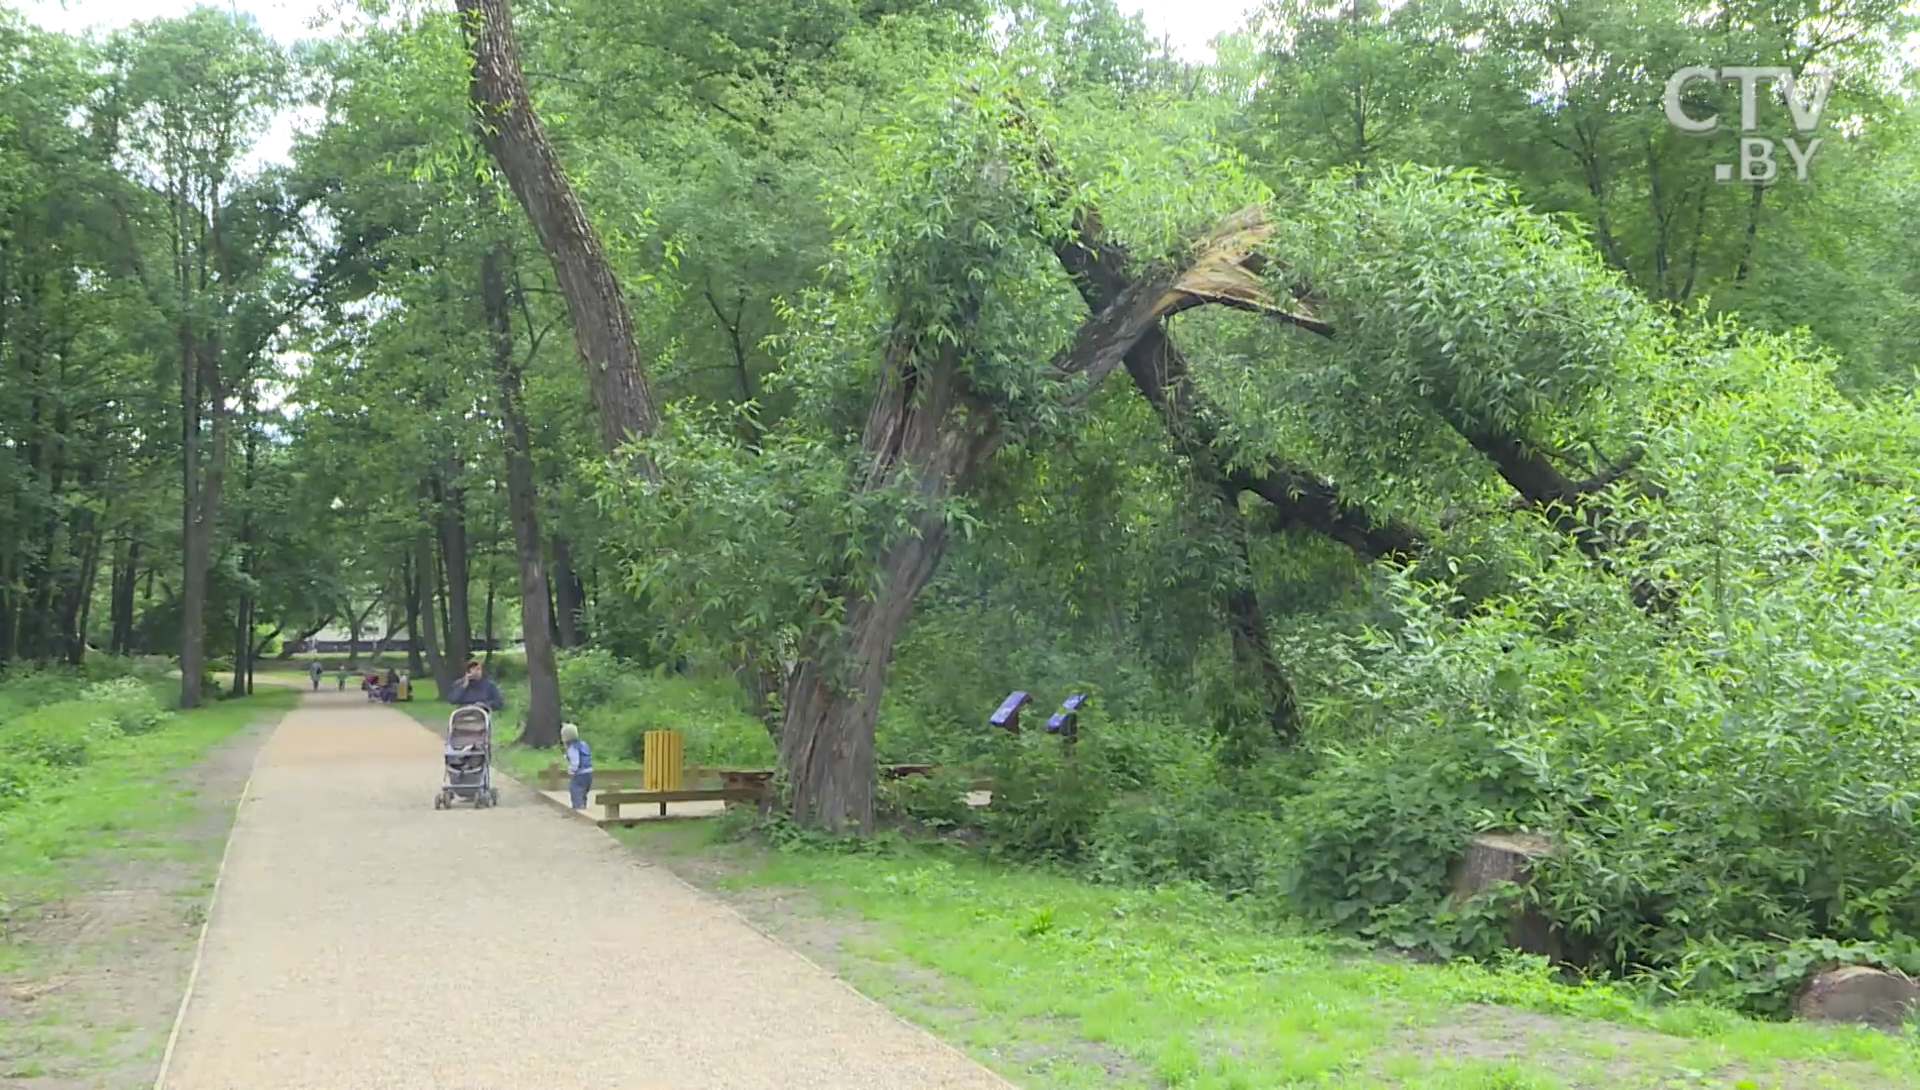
[597,786,765,823]
[537,764,717,791]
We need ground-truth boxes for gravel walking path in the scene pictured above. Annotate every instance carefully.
[158,693,1015,1090]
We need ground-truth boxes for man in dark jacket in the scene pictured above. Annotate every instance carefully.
[446,659,505,710]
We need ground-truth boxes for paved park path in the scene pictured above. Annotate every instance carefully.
[158,692,1014,1090]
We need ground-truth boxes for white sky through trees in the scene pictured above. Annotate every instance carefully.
[20,0,1261,170]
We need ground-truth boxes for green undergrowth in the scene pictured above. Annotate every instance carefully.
[399,651,775,783]
[621,820,1920,1090]
[0,685,295,962]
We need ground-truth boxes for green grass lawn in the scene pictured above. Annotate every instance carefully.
[1,689,296,1082]
[0,689,298,927]
[619,818,1920,1090]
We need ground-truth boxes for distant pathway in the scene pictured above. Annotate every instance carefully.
[158,692,1013,1090]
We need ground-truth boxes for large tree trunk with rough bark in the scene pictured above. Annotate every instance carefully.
[482,244,564,746]
[778,337,1002,832]
[776,253,1184,830]
[456,0,657,456]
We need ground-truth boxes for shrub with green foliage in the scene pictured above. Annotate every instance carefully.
[1263,327,1920,1011]
[0,666,174,811]
[551,649,774,768]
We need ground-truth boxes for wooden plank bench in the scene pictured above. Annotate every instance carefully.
[537,764,718,791]
[597,787,765,823]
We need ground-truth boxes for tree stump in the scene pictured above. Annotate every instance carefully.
[1794,966,1920,1029]
[1449,832,1560,960]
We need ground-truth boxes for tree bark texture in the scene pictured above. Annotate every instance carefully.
[483,244,565,746]
[435,467,473,669]
[777,253,1195,829]
[778,336,1002,832]
[550,533,585,647]
[456,0,658,456]
[414,518,452,692]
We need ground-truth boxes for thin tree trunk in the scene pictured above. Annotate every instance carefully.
[232,406,257,696]
[415,521,452,692]
[484,242,563,746]
[233,592,253,696]
[179,380,228,707]
[550,534,584,647]
[111,538,140,655]
[456,0,658,456]
[177,311,203,704]
[345,599,378,670]
[481,580,496,669]
[437,470,473,669]
[65,522,103,666]
[404,552,426,675]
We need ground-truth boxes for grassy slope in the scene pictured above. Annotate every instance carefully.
[0,689,296,1083]
[629,822,1920,1090]
[1,692,295,902]
[0,689,298,964]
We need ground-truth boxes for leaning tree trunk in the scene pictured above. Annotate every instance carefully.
[778,338,1002,832]
[456,0,657,457]
[483,243,564,747]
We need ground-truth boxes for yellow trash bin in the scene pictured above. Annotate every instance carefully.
[642,730,684,793]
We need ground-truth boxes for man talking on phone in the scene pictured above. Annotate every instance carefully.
[446,659,505,710]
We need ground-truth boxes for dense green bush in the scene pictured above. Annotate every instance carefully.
[978,734,1112,863]
[550,648,773,767]
[877,766,982,833]
[0,664,175,811]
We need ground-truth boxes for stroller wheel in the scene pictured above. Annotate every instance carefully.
[489,789,500,806]
[433,794,446,810]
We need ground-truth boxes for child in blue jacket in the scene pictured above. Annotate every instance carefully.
[561,722,593,810]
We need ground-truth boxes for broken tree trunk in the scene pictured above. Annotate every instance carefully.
[1053,208,1422,563]
[778,247,1194,831]
[1449,831,1561,960]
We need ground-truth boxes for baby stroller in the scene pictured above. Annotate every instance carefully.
[435,705,500,809]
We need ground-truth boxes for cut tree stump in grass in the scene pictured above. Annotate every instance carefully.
[1794,966,1920,1029]
[1448,831,1561,960]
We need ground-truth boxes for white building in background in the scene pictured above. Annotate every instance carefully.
[293,622,521,654]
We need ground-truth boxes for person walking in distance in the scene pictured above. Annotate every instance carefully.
[446,659,505,710]
[308,660,323,691]
[561,723,593,810]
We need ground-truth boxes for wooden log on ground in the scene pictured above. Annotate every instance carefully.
[1794,966,1920,1029]
[1449,831,1560,960]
